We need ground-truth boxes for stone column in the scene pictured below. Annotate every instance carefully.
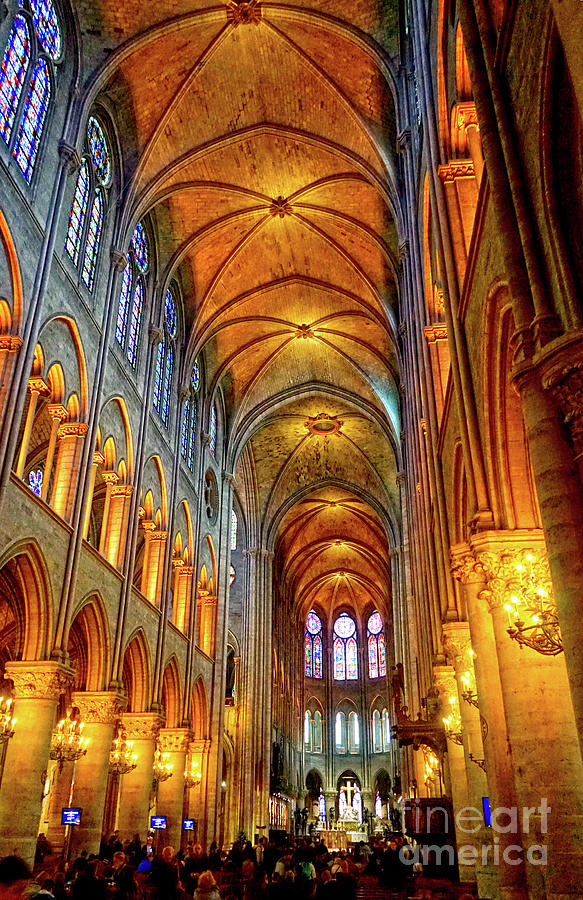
[98,472,119,555]
[41,404,68,501]
[0,335,22,416]
[105,484,134,568]
[51,422,89,521]
[451,545,528,900]
[434,665,474,883]
[117,713,163,842]
[14,377,48,477]
[69,691,126,857]
[475,535,583,900]
[156,729,192,851]
[82,451,104,540]
[0,661,73,864]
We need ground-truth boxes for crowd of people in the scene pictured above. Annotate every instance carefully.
[0,832,418,899]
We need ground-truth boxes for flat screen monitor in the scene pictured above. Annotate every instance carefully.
[150,816,167,830]
[183,819,195,831]
[62,808,82,826]
[482,797,492,828]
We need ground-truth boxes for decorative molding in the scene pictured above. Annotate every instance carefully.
[222,471,236,485]
[424,323,448,344]
[58,422,88,439]
[4,661,74,700]
[269,196,292,218]
[453,102,479,132]
[72,691,127,724]
[0,335,22,353]
[476,546,552,613]
[305,412,343,436]
[28,377,49,394]
[58,140,81,174]
[148,325,163,345]
[442,622,472,667]
[449,546,481,586]
[227,0,262,26]
[110,249,128,273]
[47,404,68,422]
[542,359,583,458]
[111,483,134,498]
[102,471,119,487]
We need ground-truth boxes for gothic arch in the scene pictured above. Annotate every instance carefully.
[161,656,182,728]
[67,593,110,691]
[0,540,52,661]
[191,676,209,740]
[121,629,152,713]
[0,208,23,332]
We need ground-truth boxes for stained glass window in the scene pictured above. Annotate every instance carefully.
[131,221,149,273]
[30,0,62,60]
[313,634,322,678]
[304,711,311,745]
[13,57,50,182]
[367,610,386,679]
[382,708,391,747]
[191,360,200,392]
[231,510,237,550]
[0,17,30,143]
[334,637,345,681]
[115,264,131,346]
[86,115,110,184]
[28,467,42,496]
[165,288,177,338]
[373,710,382,752]
[161,347,174,424]
[153,341,164,413]
[65,161,89,264]
[335,712,345,749]
[229,564,236,586]
[81,189,102,289]
[126,278,143,367]
[334,614,357,680]
[313,710,322,753]
[187,400,197,470]
[181,399,190,460]
[305,610,322,679]
[209,403,217,456]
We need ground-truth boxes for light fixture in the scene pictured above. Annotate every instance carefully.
[152,746,173,784]
[460,669,479,709]
[504,554,563,656]
[0,697,15,743]
[109,732,138,776]
[421,745,440,787]
[184,757,202,789]
[442,696,463,746]
[50,716,89,771]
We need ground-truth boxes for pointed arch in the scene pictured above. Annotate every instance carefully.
[0,209,23,331]
[192,676,209,740]
[67,593,110,692]
[0,540,52,662]
[122,629,151,713]
[161,656,182,728]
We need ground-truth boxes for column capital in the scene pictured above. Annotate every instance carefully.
[149,530,168,543]
[3,661,74,700]
[57,422,89,440]
[93,451,105,466]
[28,376,49,395]
[0,335,23,353]
[58,140,81,174]
[222,470,235,485]
[201,432,211,447]
[474,541,552,613]
[424,323,448,344]
[122,712,165,740]
[102,470,119,487]
[438,159,476,183]
[72,691,127,724]
[541,348,583,459]
[148,325,163,345]
[47,403,68,423]
[449,543,481,585]
[442,622,472,667]
[452,101,479,131]
[172,557,185,571]
[432,664,458,701]
[110,249,128,273]
[159,728,194,754]
[111,483,133,498]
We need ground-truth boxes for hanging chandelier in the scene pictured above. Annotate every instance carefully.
[442,695,463,745]
[49,716,89,771]
[504,553,563,656]
[152,746,173,784]
[460,668,479,709]
[109,732,138,776]
[0,697,15,743]
[184,757,201,789]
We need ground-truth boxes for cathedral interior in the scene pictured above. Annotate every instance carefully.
[1,0,583,897]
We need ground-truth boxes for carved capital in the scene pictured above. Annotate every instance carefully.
[72,691,127,724]
[453,101,479,132]
[172,557,185,571]
[442,622,472,668]
[28,377,49,395]
[111,483,134,498]
[181,565,194,577]
[424,323,448,344]
[202,432,211,447]
[227,0,262,26]
[149,325,163,346]
[475,543,553,613]
[47,403,68,423]
[0,335,22,353]
[122,713,164,741]
[159,728,193,755]
[102,471,119,487]
[93,451,105,466]
[438,160,475,183]
[4,661,74,700]
[58,140,81,174]
[58,422,88,440]
[449,545,482,586]
[110,249,128,273]
[433,665,458,702]
[398,240,410,263]
[542,359,583,458]
[149,530,168,543]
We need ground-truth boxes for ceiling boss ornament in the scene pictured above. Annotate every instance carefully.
[226,0,262,27]
[305,413,343,437]
[269,196,292,218]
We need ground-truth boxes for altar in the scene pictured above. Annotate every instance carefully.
[316,828,348,850]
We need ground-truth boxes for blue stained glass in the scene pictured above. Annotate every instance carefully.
[314,634,322,679]
[334,637,345,681]
[187,400,197,469]
[13,57,50,182]
[131,221,148,273]
[165,288,177,338]
[126,278,143,366]
[152,341,164,413]
[115,265,131,346]
[209,403,217,456]
[65,161,89,265]
[0,17,30,143]
[181,399,190,459]
[81,189,103,289]
[346,637,358,680]
[378,632,387,677]
[28,467,42,496]
[30,0,62,60]
[191,360,200,392]
[161,347,174,425]
[86,115,110,184]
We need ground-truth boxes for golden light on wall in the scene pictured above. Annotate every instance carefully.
[0,697,15,744]
[442,695,463,746]
[503,553,563,656]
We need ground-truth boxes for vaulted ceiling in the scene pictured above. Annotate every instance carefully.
[84,0,404,618]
